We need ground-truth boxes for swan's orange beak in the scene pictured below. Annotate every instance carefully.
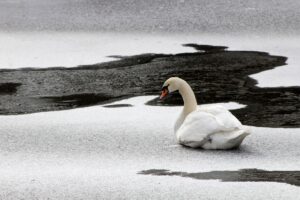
[160,88,169,100]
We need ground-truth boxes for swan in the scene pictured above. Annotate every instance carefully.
[160,77,250,149]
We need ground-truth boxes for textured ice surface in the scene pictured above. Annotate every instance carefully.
[0,96,299,199]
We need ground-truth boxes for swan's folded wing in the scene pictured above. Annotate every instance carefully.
[176,111,225,145]
[199,105,242,129]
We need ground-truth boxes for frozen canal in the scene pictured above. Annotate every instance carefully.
[0,32,299,199]
[1,0,300,198]
[0,96,299,199]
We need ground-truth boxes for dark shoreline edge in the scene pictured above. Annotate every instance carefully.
[0,44,299,127]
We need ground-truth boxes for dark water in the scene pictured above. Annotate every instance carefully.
[103,104,133,108]
[0,83,21,94]
[138,168,300,187]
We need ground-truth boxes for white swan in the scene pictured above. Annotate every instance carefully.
[160,77,250,149]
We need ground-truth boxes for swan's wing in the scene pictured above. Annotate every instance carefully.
[176,111,225,146]
[199,105,242,129]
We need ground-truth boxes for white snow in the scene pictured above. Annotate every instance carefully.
[0,32,198,68]
[0,96,299,199]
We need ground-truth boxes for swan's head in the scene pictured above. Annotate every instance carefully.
[160,77,183,100]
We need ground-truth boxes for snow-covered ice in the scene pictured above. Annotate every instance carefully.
[0,96,299,199]
[0,32,198,68]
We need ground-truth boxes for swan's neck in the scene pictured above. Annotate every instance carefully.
[179,81,197,118]
[174,80,198,133]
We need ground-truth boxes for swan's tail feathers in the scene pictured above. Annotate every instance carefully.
[227,129,250,147]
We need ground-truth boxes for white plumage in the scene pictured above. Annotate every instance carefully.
[176,105,250,149]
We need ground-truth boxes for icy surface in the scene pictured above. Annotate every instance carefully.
[0,96,299,199]
[0,32,197,68]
